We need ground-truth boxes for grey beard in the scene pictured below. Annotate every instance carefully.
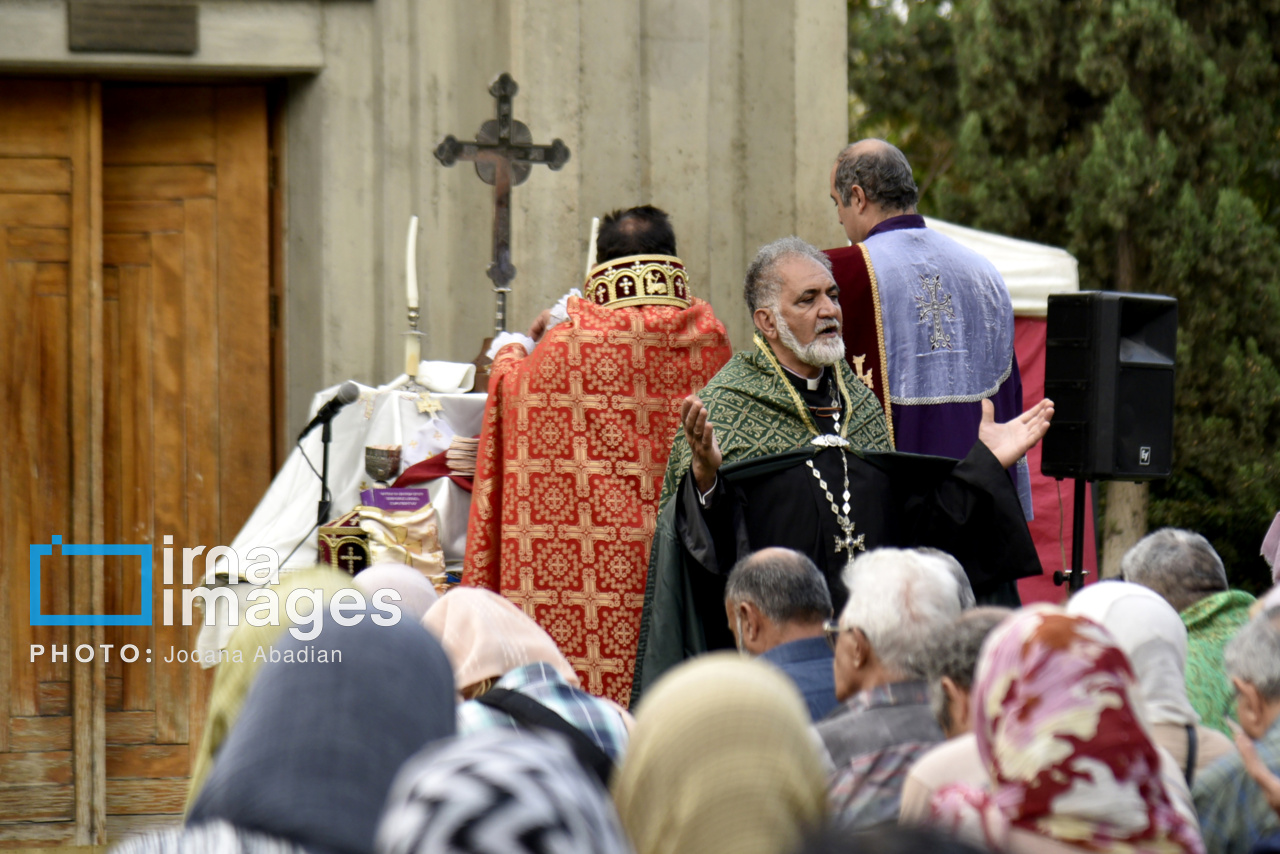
[776,313,846,367]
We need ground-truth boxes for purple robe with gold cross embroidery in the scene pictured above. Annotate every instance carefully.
[827,215,1031,517]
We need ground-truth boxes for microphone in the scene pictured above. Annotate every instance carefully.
[298,381,360,441]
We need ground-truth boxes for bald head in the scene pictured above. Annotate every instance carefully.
[725,548,833,627]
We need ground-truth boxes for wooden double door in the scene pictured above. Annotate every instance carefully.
[0,80,273,845]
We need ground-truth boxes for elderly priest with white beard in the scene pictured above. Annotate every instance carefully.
[632,237,1054,704]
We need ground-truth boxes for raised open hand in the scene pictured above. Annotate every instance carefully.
[681,394,722,493]
[978,398,1054,469]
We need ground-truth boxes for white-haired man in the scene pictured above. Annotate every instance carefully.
[817,549,957,827]
[1193,608,1280,854]
[633,237,1051,703]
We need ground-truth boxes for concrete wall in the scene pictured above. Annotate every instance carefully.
[0,0,849,439]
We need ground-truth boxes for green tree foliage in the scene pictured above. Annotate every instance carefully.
[848,0,1280,588]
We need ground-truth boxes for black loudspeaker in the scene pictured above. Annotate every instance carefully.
[1041,292,1177,481]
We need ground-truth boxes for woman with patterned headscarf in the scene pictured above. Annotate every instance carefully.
[376,730,634,854]
[930,606,1206,854]
[611,654,827,854]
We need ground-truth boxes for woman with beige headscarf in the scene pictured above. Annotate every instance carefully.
[422,587,578,697]
[611,653,827,854]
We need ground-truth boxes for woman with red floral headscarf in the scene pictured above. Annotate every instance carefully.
[930,606,1205,854]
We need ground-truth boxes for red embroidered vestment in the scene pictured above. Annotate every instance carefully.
[462,257,732,705]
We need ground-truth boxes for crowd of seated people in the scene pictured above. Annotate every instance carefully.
[112,525,1280,854]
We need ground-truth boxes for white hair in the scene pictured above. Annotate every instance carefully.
[1224,607,1280,701]
[838,548,962,678]
[914,548,975,611]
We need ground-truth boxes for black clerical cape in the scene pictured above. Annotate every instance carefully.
[632,335,1040,705]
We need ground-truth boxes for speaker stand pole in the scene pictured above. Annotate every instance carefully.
[1069,478,1088,593]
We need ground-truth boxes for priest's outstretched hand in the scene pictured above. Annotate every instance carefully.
[681,394,721,493]
[979,398,1054,469]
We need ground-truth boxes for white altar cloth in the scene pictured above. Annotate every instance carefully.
[194,377,486,658]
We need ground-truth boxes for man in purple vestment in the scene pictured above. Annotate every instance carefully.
[824,139,1031,517]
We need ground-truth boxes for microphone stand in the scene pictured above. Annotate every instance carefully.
[317,417,334,528]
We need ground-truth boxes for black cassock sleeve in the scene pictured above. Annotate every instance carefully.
[675,443,1039,622]
[874,442,1041,601]
[673,471,749,650]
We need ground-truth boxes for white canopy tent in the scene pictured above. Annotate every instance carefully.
[924,217,1080,311]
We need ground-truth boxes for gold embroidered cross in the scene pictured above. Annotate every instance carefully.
[850,354,876,391]
[512,435,554,496]
[558,568,621,630]
[514,503,555,562]
[510,567,559,616]
[416,393,443,416]
[570,637,625,696]
[561,437,613,498]
[560,502,615,562]
[613,439,659,501]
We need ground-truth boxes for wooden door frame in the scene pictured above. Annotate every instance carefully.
[268,80,289,473]
[70,79,107,846]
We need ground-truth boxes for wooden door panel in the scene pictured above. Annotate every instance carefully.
[213,88,272,540]
[0,193,69,225]
[7,226,70,262]
[0,80,94,845]
[103,166,216,200]
[0,158,71,194]
[0,82,75,157]
[101,88,216,166]
[100,83,271,840]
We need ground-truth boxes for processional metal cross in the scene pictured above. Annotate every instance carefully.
[435,73,571,334]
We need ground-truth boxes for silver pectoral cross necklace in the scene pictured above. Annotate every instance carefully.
[805,386,866,556]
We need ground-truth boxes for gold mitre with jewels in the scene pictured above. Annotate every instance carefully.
[583,254,692,309]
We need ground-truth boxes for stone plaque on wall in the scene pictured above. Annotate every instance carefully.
[68,2,199,54]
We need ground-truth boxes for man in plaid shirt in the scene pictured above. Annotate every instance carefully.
[457,661,631,762]
[817,549,959,826]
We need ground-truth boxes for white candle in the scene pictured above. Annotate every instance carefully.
[405,214,420,310]
[584,216,600,280]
